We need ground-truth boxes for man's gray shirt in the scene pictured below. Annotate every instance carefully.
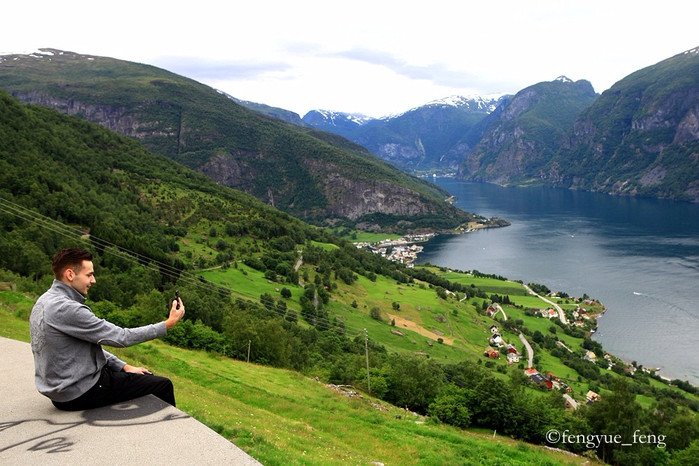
[30,280,167,402]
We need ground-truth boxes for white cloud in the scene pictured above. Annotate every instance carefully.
[1,0,697,117]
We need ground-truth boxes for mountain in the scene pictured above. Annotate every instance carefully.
[228,95,308,126]
[2,91,698,465]
[457,48,699,202]
[0,49,482,230]
[301,48,698,203]
[458,77,598,184]
[302,109,375,140]
[552,47,699,201]
[303,95,507,173]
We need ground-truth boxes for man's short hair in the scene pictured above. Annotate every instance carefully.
[52,248,93,279]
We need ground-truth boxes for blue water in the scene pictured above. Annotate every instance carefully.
[417,179,699,385]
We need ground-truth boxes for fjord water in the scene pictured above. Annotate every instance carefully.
[417,179,699,385]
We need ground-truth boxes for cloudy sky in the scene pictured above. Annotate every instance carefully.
[2,0,697,117]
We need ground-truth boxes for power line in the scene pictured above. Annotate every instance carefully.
[1,195,243,294]
[0,196,374,337]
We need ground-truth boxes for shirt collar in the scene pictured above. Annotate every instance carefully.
[52,279,87,304]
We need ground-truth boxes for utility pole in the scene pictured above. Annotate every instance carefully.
[247,340,251,363]
[364,328,371,394]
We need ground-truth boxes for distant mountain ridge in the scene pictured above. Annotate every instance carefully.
[0,48,489,230]
[302,95,508,173]
[297,48,699,202]
[302,109,375,140]
[457,49,699,202]
[12,46,695,205]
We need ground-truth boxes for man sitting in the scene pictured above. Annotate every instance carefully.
[30,247,185,411]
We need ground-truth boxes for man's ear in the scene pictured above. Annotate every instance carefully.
[64,268,75,282]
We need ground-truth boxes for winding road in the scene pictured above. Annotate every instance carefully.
[519,332,534,368]
[522,284,568,324]
[492,302,508,320]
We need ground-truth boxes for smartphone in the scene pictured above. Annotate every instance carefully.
[175,289,180,310]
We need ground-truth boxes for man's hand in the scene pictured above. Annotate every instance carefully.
[165,297,185,330]
[123,364,152,375]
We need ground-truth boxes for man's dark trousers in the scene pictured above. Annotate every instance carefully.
[52,365,175,411]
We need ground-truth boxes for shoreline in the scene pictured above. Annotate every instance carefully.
[410,234,698,388]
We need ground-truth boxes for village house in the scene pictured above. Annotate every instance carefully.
[489,333,504,347]
[584,350,597,362]
[505,344,518,354]
[524,368,553,390]
[601,354,614,369]
[483,346,499,358]
[485,305,498,318]
[586,390,601,403]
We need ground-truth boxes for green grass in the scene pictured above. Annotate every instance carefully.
[0,295,592,465]
[192,262,597,375]
[199,262,295,303]
[0,290,33,342]
[190,262,699,413]
[310,240,340,251]
[440,272,528,295]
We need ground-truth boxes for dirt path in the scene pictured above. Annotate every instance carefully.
[388,314,455,345]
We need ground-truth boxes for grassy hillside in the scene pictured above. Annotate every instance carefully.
[0,294,588,465]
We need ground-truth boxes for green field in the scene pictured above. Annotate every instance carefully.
[0,294,591,465]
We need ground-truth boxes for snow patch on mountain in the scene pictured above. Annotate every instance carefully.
[310,110,375,126]
[304,93,511,128]
[396,94,506,117]
[0,48,57,57]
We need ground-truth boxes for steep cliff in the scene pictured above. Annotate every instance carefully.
[556,47,699,201]
[458,77,598,184]
[457,48,699,202]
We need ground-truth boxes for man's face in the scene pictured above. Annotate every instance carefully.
[66,260,96,295]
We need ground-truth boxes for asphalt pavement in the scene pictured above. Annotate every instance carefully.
[0,336,261,465]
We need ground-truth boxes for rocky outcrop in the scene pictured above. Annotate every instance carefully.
[10,91,176,140]
[200,153,451,222]
[322,171,433,220]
